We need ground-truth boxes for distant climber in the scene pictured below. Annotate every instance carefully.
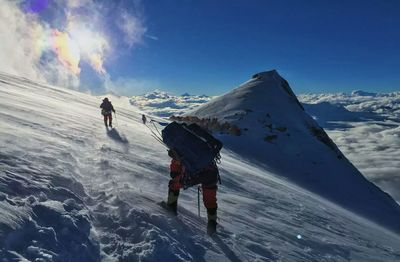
[100,97,115,128]
[142,114,147,124]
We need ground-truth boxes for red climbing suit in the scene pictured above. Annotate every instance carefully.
[168,158,218,210]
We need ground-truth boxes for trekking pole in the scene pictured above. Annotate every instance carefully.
[197,186,201,217]
[114,112,119,127]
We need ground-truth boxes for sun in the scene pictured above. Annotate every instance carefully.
[69,26,108,74]
[69,27,101,55]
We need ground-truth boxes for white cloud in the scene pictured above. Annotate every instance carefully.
[0,1,44,82]
[66,0,92,8]
[39,57,80,89]
[299,92,400,202]
[145,34,159,41]
[117,11,147,48]
[0,0,147,93]
[104,75,160,96]
[0,1,80,88]
[128,91,212,117]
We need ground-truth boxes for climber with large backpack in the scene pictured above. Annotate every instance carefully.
[161,121,223,235]
[100,97,116,128]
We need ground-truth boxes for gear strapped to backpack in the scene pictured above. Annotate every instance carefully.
[162,121,223,178]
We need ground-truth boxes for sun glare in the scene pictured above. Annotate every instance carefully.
[70,28,100,55]
[51,23,108,76]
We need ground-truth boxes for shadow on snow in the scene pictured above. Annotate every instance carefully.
[106,128,129,144]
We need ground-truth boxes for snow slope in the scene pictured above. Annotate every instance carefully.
[1,71,400,261]
[185,70,400,233]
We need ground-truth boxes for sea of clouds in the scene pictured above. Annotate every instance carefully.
[299,91,400,203]
[132,90,400,203]
[129,90,212,117]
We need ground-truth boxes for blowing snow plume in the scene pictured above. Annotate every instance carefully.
[180,70,400,233]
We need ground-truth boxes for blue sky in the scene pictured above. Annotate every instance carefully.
[109,0,400,95]
[10,0,400,95]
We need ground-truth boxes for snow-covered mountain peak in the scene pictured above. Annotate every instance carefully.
[181,71,400,233]
[251,69,279,79]
[250,69,298,99]
[184,70,304,126]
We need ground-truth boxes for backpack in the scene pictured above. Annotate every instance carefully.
[162,122,223,175]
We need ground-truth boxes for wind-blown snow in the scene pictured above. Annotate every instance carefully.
[1,71,400,261]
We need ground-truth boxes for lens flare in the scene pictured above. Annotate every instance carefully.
[297,234,302,239]
[25,0,50,13]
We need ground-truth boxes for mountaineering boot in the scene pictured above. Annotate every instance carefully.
[160,201,177,215]
[104,120,108,127]
[206,207,217,235]
[207,220,217,235]
[163,189,180,215]
[168,201,177,215]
